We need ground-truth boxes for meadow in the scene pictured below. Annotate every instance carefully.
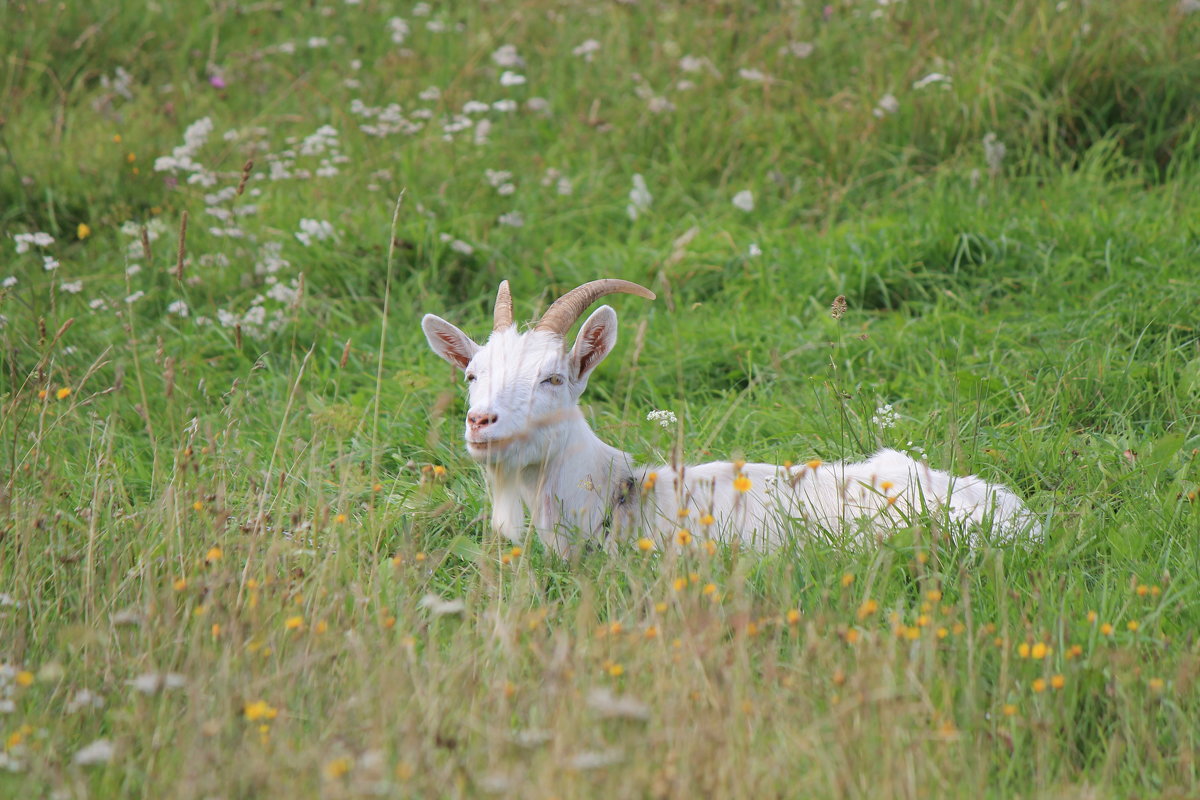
[2,0,1199,796]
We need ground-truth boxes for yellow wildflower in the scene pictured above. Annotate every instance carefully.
[844,628,860,644]
[77,223,92,239]
[786,609,801,625]
[807,459,823,469]
[699,513,715,526]
[1086,610,1098,623]
[324,757,353,781]
[56,387,71,400]
[643,472,658,491]
[1126,620,1140,632]
[1050,674,1065,690]
[637,538,655,552]
[702,583,716,596]
[841,573,855,587]
[1002,703,1017,717]
[607,662,624,677]
[703,539,717,556]
[244,700,278,721]
[285,616,304,631]
[733,474,752,493]
[193,501,204,512]
[673,577,687,591]
[1031,642,1049,660]
[1017,643,1031,658]
[205,547,222,563]
[856,599,879,620]
[432,465,446,477]
[173,578,187,591]
[334,513,347,524]
[1148,678,1165,693]
[936,627,949,639]
[1100,623,1114,636]
[880,481,894,491]
[1032,678,1047,693]
[676,529,693,546]
[15,671,34,688]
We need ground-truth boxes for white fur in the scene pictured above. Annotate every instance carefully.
[422,303,1040,558]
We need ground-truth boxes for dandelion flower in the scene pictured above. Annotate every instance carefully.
[1086,610,1098,623]
[335,513,347,524]
[702,583,716,596]
[786,609,801,625]
[807,459,823,470]
[173,578,187,591]
[673,577,687,591]
[1148,678,1165,693]
[606,662,624,677]
[204,546,222,563]
[1017,643,1031,658]
[699,513,714,526]
[56,387,71,400]
[1031,642,1049,659]
[703,539,717,556]
[1031,678,1047,693]
[676,529,692,546]
[637,538,655,552]
[285,616,304,631]
[77,223,92,239]
[733,475,752,493]
[1050,674,1065,690]
[1127,620,1140,631]
[841,573,855,587]
[1002,703,1017,716]
[857,599,879,620]
[1100,623,1114,636]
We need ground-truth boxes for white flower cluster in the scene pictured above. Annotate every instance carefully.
[153,117,215,184]
[295,218,335,247]
[13,232,54,253]
[871,403,899,429]
[646,409,678,429]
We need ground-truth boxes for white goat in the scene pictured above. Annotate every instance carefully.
[422,280,1040,558]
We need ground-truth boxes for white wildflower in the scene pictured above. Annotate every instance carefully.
[627,174,652,220]
[499,71,526,87]
[679,55,704,73]
[73,739,115,766]
[295,218,335,246]
[873,93,899,117]
[748,243,762,257]
[573,39,600,61]
[13,232,54,253]
[492,99,517,112]
[125,291,145,304]
[491,44,523,68]
[912,72,952,90]
[497,211,524,228]
[42,256,60,271]
[871,403,898,429]
[473,118,492,145]
[167,300,189,317]
[66,689,105,713]
[738,68,769,83]
[646,409,677,429]
[61,280,83,294]
[779,41,814,58]
[525,97,550,114]
[1,277,16,288]
[418,86,441,102]
[732,190,755,212]
[388,17,409,45]
[463,100,490,114]
[413,1,431,15]
[485,169,513,188]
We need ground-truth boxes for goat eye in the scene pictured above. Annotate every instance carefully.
[543,375,564,386]
[466,373,477,383]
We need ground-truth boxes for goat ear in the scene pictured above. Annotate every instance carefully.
[569,305,618,382]
[422,314,479,370]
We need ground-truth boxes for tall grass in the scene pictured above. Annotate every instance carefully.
[1,0,1198,796]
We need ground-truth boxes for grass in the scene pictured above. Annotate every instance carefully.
[2,0,1199,796]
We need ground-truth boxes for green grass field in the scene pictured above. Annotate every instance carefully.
[2,0,1199,796]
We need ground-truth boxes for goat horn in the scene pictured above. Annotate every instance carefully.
[493,280,514,332]
[535,279,656,335]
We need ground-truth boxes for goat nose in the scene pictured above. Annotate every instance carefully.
[467,411,498,429]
